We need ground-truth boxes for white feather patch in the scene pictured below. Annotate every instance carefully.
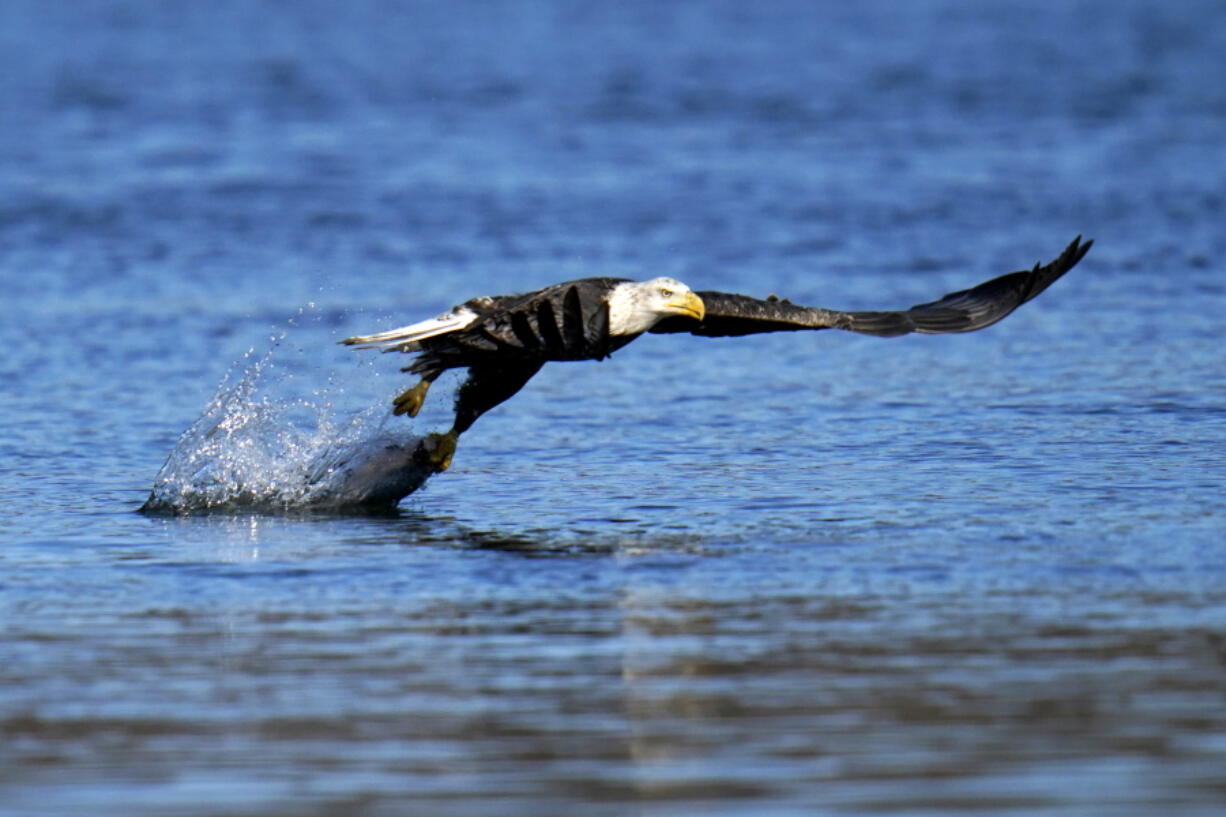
[342,306,478,351]
[606,281,651,336]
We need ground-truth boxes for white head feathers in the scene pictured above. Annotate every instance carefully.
[606,278,706,336]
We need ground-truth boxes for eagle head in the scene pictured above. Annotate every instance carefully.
[608,277,706,335]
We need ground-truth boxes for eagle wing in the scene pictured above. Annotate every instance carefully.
[650,236,1091,338]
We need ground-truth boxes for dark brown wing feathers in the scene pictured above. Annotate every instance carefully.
[650,236,1091,339]
[450,277,626,360]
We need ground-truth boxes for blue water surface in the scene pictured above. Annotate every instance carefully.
[2,1,1225,815]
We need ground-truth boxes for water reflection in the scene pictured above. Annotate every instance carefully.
[3,506,1224,814]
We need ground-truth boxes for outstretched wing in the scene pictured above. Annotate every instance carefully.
[650,236,1091,338]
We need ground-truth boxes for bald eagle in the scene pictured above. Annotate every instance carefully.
[342,236,1091,471]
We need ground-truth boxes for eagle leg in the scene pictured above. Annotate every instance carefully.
[392,378,433,417]
[452,361,545,435]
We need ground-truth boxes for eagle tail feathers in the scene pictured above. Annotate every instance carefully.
[339,307,478,352]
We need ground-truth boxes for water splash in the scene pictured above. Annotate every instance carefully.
[140,316,439,514]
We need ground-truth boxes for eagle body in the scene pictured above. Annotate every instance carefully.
[342,237,1092,470]
[408,278,636,374]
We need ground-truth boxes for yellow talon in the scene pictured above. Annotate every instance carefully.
[418,431,458,472]
[392,380,431,417]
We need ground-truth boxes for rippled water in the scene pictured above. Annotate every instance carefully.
[3,1,1226,815]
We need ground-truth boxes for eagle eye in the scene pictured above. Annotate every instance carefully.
[659,288,674,298]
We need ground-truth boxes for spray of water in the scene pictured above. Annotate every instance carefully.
[140,309,438,513]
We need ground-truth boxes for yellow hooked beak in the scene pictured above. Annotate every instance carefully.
[667,291,706,322]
